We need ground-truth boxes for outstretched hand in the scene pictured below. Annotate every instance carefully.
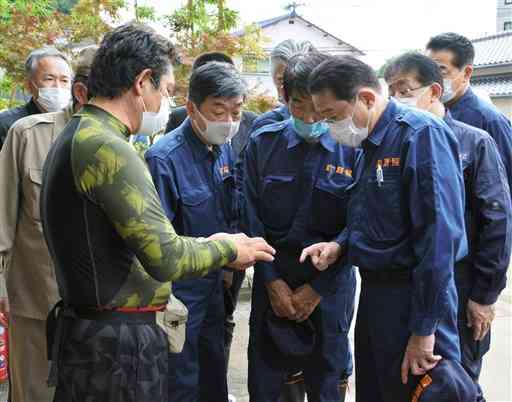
[208,233,275,270]
[299,242,342,271]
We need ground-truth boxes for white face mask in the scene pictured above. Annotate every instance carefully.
[441,78,456,103]
[36,86,71,112]
[327,99,371,148]
[441,69,466,104]
[139,95,171,136]
[195,107,240,145]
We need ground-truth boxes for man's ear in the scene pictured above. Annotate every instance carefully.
[133,68,152,97]
[72,82,88,106]
[463,64,473,82]
[186,99,195,118]
[358,88,377,108]
[430,82,443,101]
[25,80,37,98]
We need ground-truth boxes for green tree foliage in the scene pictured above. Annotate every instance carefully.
[0,0,127,106]
[53,0,79,14]
[164,0,268,109]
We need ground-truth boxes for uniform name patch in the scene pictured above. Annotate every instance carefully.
[377,157,400,168]
[325,164,352,177]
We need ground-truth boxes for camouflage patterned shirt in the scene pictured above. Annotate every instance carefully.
[41,105,237,309]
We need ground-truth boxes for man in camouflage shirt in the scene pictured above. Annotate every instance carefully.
[40,23,274,402]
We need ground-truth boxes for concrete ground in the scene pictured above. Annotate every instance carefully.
[227,270,512,402]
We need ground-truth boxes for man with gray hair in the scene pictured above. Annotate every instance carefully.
[0,46,73,149]
[250,39,316,132]
[0,46,95,402]
[146,61,247,402]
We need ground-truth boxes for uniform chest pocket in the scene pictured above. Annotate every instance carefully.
[310,177,351,236]
[181,187,213,207]
[23,168,43,221]
[363,173,405,242]
[260,175,296,230]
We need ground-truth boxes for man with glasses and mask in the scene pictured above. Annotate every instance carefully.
[385,52,512,402]
[301,56,467,402]
[40,24,275,402]
[0,45,96,402]
[244,52,357,402]
[0,47,72,150]
[426,33,512,194]
[146,61,246,402]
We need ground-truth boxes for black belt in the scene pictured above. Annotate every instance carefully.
[74,308,157,323]
[359,267,411,283]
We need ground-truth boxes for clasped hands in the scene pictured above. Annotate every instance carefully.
[266,280,321,322]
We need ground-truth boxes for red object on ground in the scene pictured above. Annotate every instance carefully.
[0,313,8,382]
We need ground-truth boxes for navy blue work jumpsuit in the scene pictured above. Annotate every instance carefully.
[243,120,358,402]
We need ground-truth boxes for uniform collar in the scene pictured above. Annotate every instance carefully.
[78,104,131,138]
[450,87,475,111]
[443,109,455,127]
[183,118,220,161]
[366,99,398,147]
[285,120,335,152]
[278,104,291,119]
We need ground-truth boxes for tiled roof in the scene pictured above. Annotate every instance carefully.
[472,75,512,97]
[472,31,512,67]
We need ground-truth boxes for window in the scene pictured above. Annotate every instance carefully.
[505,21,512,31]
[242,56,270,74]
[506,0,512,5]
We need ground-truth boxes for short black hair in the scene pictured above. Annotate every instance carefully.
[88,23,176,99]
[188,61,247,106]
[308,56,380,101]
[283,52,331,102]
[384,52,443,89]
[192,52,234,70]
[426,32,475,69]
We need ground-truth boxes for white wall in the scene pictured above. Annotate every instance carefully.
[260,17,358,55]
[241,16,362,96]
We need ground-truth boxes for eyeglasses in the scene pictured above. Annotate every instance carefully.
[389,84,430,99]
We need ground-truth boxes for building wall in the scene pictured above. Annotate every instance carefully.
[240,16,360,96]
[497,0,512,32]
[473,65,512,78]
[493,97,512,118]
[260,17,356,55]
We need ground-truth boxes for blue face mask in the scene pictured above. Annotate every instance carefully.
[292,117,329,141]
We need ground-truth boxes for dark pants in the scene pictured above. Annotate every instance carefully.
[53,315,168,402]
[168,271,227,402]
[355,272,460,402]
[248,268,355,402]
[455,265,490,402]
[224,270,246,369]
